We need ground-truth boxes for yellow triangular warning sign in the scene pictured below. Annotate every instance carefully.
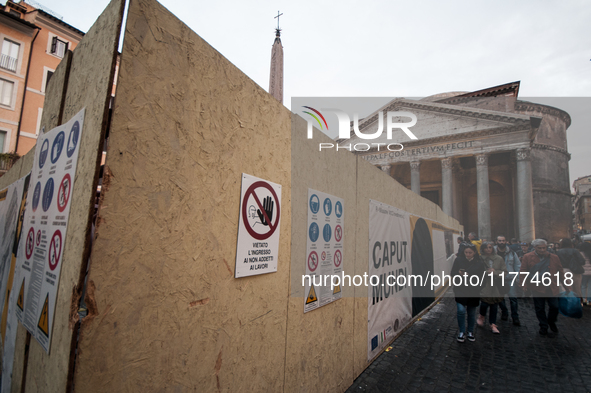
[333,285,341,294]
[306,284,317,304]
[17,279,24,311]
[37,294,49,337]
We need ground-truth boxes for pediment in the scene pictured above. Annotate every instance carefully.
[339,98,538,146]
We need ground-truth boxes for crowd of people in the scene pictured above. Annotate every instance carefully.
[451,233,591,342]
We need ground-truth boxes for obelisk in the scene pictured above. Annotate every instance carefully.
[269,11,283,103]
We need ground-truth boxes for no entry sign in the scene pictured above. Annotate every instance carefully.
[235,174,282,278]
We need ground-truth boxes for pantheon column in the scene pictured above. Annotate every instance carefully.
[410,161,420,195]
[476,154,491,240]
[516,148,535,242]
[380,164,391,175]
[441,158,453,216]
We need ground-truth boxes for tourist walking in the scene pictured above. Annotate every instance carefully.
[495,236,521,326]
[451,243,486,342]
[520,239,564,336]
[557,238,585,299]
[477,242,508,334]
[468,232,482,254]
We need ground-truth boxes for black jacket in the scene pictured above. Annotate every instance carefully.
[451,256,487,306]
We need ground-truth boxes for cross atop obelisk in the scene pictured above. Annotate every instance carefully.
[274,11,283,37]
[269,11,284,103]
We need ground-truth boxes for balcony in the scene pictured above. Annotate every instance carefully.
[0,54,17,72]
[0,153,19,176]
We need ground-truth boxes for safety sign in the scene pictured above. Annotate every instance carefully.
[334,249,342,267]
[306,284,318,305]
[57,174,71,213]
[42,178,54,212]
[32,182,41,212]
[235,173,282,278]
[37,294,49,337]
[323,198,332,216]
[304,188,344,313]
[309,222,319,243]
[48,230,62,271]
[309,194,320,214]
[323,224,331,242]
[39,139,49,169]
[335,201,343,218]
[308,251,319,272]
[25,228,34,260]
[50,131,65,164]
[15,108,85,354]
[335,225,343,242]
[67,121,79,158]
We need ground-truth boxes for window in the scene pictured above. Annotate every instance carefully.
[1,39,20,72]
[0,131,5,153]
[0,79,14,106]
[43,70,54,92]
[50,37,68,58]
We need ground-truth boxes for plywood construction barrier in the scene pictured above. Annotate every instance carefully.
[0,0,462,391]
[0,0,124,392]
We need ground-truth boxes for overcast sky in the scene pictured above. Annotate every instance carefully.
[37,0,590,187]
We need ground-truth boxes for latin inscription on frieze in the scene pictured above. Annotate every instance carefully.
[363,141,476,162]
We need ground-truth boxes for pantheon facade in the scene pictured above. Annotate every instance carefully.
[340,82,572,242]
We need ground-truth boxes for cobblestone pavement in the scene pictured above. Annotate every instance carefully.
[348,291,591,393]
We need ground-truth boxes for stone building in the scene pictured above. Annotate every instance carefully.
[340,81,572,242]
[573,175,591,233]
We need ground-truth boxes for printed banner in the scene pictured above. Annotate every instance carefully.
[0,176,26,336]
[367,199,461,361]
[0,174,29,391]
[367,200,412,360]
[15,108,85,353]
[304,189,344,313]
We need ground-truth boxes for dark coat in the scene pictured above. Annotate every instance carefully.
[557,248,585,273]
[451,255,487,307]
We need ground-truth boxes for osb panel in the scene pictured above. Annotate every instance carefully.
[9,325,27,393]
[353,157,462,377]
[38,50,72,131]
[285,115,356,392]
[73,0,291,391]
[24,0,124,392]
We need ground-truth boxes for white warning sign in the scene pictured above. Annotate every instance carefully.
[304,189,344,313]
[235,174,282,278]
[15,108,85,354]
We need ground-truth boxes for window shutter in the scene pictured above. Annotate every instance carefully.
[51,36,57,54]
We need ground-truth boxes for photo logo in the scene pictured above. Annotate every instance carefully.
[302,107,419,152]
[302,106,329,132]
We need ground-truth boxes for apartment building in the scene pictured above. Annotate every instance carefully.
[0,0,83,165]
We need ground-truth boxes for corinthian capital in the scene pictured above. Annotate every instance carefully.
[475,154,488,167]
[516,148,531,161]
